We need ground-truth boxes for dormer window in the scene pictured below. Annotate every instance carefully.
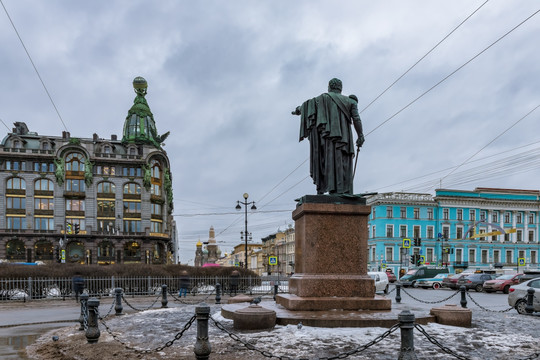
[129,147,137,155]
[13,140,21,149]
[42,142,50,150]
[103,146,111,154]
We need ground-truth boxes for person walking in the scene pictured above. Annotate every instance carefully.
[229,270,240,296]
[178,270,190,297]
[72,272,85,302]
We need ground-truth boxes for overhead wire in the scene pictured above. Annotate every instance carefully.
[0,117,12,132]
[365,8,540,137]
[1,0,68,132]
[360,0,489,114]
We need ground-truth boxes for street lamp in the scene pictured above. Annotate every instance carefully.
[235,193,256,270]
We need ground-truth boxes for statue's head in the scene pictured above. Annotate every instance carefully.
[328,78,342,93]
[349,94,358,103]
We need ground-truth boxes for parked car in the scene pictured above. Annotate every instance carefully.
[416,274,449,289]
[399,266,449,288]
[519,271,540,283]
[368,271,389,294]
[457,273,496,292]
[385,270,397,283]
[483,274,523,294]
[508,278,540,314]
[442,273,466,289]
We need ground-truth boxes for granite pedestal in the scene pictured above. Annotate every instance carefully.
[276,195,391,311]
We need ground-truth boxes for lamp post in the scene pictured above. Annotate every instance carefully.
[235,193,256,270]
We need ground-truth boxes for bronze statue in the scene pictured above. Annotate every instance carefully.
[293,78,364,195]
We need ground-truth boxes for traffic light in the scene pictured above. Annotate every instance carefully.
[417,238,421,246]
[74,224,80,234]
[413,238,422,246]
[416,256,422,266]
[410,255,415,265]
[66,222,73,234]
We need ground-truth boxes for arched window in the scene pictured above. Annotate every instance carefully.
[35,240,53,260]
[35,178,53,191]
[123,241,141,261]
[97,241,115,261]
[150,160,162,196]
[65,152,85,172]
[6,239,26,260]
[97,181,116,194]
[126,115,140,138]
[66,241,85,264]
[7,177,26,190]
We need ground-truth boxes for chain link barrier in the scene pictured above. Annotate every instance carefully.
[82,301,88,331]
[169,288,215,305]
[414,323,470,360]
[121,293,161,312]
[465,292,514,313]
[400,288,460,304]
[99,314,196,354]
[387,286,396,295]
[209,314,399,360]
[99,300,116,319]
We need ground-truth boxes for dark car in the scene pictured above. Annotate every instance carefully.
[442,273,466,289]
[457,273,496,292]
[519,271,540,283]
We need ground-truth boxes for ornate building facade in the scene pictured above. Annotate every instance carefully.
[0,77,175,264]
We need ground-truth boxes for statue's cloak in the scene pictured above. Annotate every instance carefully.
[298,92,358,194]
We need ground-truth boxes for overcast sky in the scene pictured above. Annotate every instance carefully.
[1,1,540,264]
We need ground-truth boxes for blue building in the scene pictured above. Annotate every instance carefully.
[367,188,540,275]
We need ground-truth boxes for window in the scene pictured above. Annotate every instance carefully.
[13,140,22,148]
[123,220,141,233]
[65,152,85,172]
[151,183,161,196]
[504,212,511,224]
[151,203,162,216]
[504,232,510,242]
[493,250,500,264]
[469,249,476,263]
[457,209,463,221]
[479,228,486,241]
[41,142,50,150]
[66,179,85,192]
[427,208,433,220]
[531,250,538,264]
[480,211,486,221]
[103,146,111,154]
[519,250,525,259]
[517,213,523,224]
[427,248,434,262]
[427,226,434,239]
[386,225,393,238]
[493,212,498,223]
[517,230,523,242]
[456,227,463,240]
[123,183,141,195]
[97,220,116,233]
[6,239,25,259]
[442,226,450,239]
[5,161,26,171]
[372,208,376,219]
[399,225,407,238]
[505,250,512,263]
[97,241,115,258]
[529,230,535,243]
[7,216,26,229]
[7,197,25,209]
[481,250,488,263]
[385,247,393,261]
[372,226,376,238]
[386,206,392,218]
[529,213,535,224]
[97,181,115,194]
[97,200,115,216]
[33,162,54,172]
[7,177,26,190]
[123,167,142,177]
[66,218,85,231]
[35,198,54,210]
[66,199,85,211]
[96,166,116,176]
[123,201,141,213]
[469,209,475,221]
[35,178,53,191]
[443,209,449,220]
[34,218,54,230]
[455,248,463,262]
[400,207,406,219]
[413,226,420,238]
[151,221,162,233]
[413,208,419,219]
[129,147,137,156]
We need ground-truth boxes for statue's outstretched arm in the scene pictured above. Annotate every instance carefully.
[291,106,301,115]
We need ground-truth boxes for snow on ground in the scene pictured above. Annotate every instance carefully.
[89,302,539,360]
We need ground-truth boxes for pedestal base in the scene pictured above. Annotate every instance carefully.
[289,273,374,298]
[276,293,391,311]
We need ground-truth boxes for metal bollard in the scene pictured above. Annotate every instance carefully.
[114,288,123,316]
[396,283,401,303]
[398,310,418,360]
[79,293,89,331]
[273,284,278,301]
[526,288,535,314]
[460,286,467,308]
[161,284,168,308]
[194,303,211,360]
[85,298,100,344]
[215,283,221,305]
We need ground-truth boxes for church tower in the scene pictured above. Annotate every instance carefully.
[206,226,218,263]
[194,239,203,267]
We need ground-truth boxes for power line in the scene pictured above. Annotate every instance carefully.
[0,117,11,132]
[365,8,540,137]
[173,209,292,217]
[360,0,489,114]
[1,0,68,132]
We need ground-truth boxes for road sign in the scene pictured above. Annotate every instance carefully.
[419,255,425,265]
[403,238,411,248]
[381,263,387,269]
[268,256,278,266]
[438,233,443,239]
[61,249,66,263]
[518,258,526,266]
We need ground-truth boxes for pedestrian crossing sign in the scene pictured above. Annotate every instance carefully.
[403,238,411,248]
[269,256,278,265]
[518,258,525,266]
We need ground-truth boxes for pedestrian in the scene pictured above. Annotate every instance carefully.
[178,270,190,297]
[72,272,85,302]
[230,270,240,296]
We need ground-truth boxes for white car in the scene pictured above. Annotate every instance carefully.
[368,271,389,294]
[416,274,449,289]
[508,278,540,314]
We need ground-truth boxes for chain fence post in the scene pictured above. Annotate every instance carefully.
[398,310,418,360]
[114,288,123,316]
[85,298,100,344]
[161,284,168,308]
[215,283,221,304]
[79,293,89,330]
[194,303,211,359]
[526,288,535,314]
[396,283,401,303]
[273,284,278,301]
[460,286,467,308]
